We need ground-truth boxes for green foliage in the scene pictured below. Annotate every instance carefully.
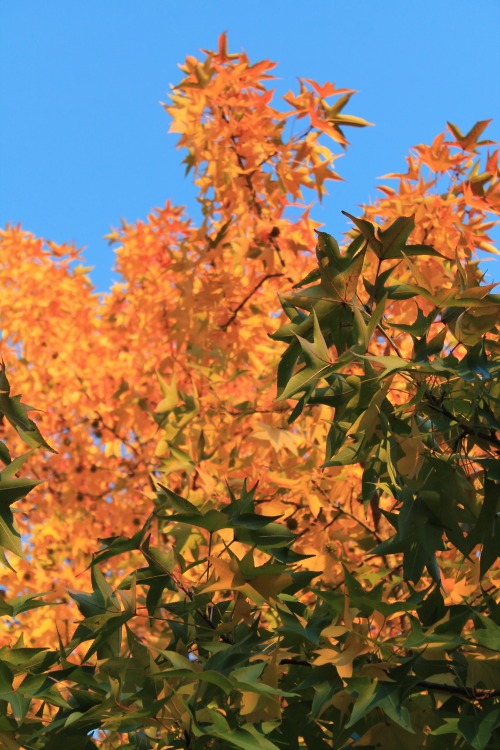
[0,219,499,749]
[0,363,53,568]
[3,478,500,749]
[272,217,500,585]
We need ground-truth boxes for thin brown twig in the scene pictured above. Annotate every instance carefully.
[278,659,500,699]
[423,396,500,451]
[220,273,283,330]
[311,480,383,544]
[221,110,263,217]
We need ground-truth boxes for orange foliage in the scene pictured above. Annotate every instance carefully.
[0,35,498,647]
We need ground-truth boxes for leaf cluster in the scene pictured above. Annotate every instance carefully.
[0,35,499,750]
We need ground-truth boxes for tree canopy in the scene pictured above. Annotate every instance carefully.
[0,35,499,749]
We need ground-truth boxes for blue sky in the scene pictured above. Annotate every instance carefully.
[2,1,500,290]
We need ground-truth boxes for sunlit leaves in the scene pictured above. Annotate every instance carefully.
[271,209,499,745]
[0,33,499,750]
[0,362,55,453]
[342,212,442,260]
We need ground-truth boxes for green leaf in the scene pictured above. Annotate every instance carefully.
[0,452,42,506]
[0,365,31,431]
[472,613,500,651]
[0,507,23,558]
[166,509,229,532]
[315,231,342,267]
[0,363,56,453]
[276,360,332,402]
[323,441,362,468]
[10,592,53,617]
[390,306,439,336]
[352,302,369,350]
[377,215,415,259]
[91,532,143,567]
[372,499,446,583]
[356,353,410,379]
[209,727,281,750]
[346,678,414,733]
[156,485,200,515]
[234,522,295,549]
[342,212,383,256]
[0,443,11,466]
[154,666,233,693]
[432,708,500,750]
[14,417,56,454]
[292,268,321,289]
[366,294,388,338]
[463,478,499,576]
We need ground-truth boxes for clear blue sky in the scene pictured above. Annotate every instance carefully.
[2,1,500,290]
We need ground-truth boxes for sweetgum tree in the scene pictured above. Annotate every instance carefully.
[0,35,498,749]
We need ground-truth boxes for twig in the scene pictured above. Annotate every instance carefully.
[311,480,383,544]
[424,395,500,451]
[221,110,263,217]
[278,659,500,700]
[416,681,500,701]
[220,273,283,330]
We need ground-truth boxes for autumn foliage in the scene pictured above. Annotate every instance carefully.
[0,35,499,749]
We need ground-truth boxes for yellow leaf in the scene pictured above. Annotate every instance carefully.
[0,733,21,750]
[249,573,293,600]
[155,373,179,413]
[396,418,425,479]
[320,624,347,639]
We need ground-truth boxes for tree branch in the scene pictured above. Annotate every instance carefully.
[423,395,500,451]
[311,480,383,544]
[416,680,500,701]
[220,273,283,330]
[221,110,263,217]
[279,660,500,700]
